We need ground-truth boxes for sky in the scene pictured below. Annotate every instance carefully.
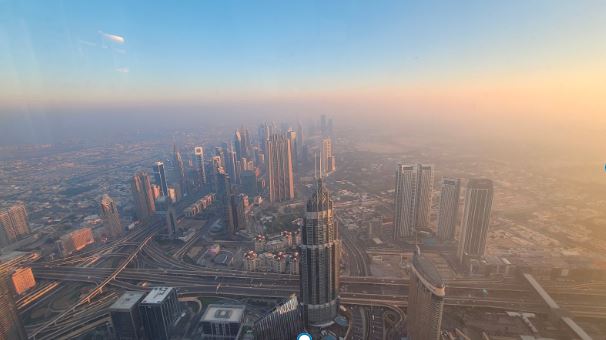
[0,1,605,146]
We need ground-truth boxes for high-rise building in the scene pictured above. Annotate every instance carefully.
[393,164,433,239]
[265,134,295,202]
[240,170,258,198]
[286,129,298,172]
[199,304,245,340]
[215,170,235,236]
[0,203,30,247]
[437,178,461,242]
[131,171,156,221]
[10,267,35,295]
[166,204,178,238]
[139,287,181,340]
[407,249,445,340]
[299,179,340,327]
[0,275,27,340]
[253,294,304,340]
[56,227,95,256]
[234,129,244,161]
[224,148,239,184]
[110,291,146,340]
[320,138,332,176]
[173,145,187,197]
[194,147,207,186]
[101,194,122,238]
[457,179,494,262]
[153,161,169,198]
[231,193,247,232]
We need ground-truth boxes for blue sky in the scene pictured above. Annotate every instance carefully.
[0,0,605,120]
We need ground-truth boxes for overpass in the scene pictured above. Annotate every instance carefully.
[523,273,593,340]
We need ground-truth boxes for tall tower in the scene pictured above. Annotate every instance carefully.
[436,178,461,242]
[393,164,433,240]
[299,178,340,328]
[131,171,156,221]
[265,134,295,202]
[153,161,169,198]
[321,138,333,176]
[194,146,207,185]
[407,249,445,340]
[173,144,187,197]
[457,179,493,262]
[0,275,27,340]
[0,203,30,247]
[100,194,122,238]
[287,129,298,172]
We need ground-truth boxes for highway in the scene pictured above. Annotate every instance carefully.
[22,216,606,340]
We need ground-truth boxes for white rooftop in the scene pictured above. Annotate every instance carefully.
[141,287,174,304]
[201,304,245,323]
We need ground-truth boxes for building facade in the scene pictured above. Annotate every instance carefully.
[0,203,30,247]
[10,267,35,295]
[194,146,207,186]
[457,179,494,262]
[139,287,181,340]
[56,227,94,256]
[199,304,245,340]
[101,194,122,238]
[131,171,156,222]
[437,178,461,241]
[0,275,27,340]
[407,251,445,340]
[253,294,304,340]
[110,291,146,340]
[153,161,170,198]
[393,164,433,239]
[264,134,295,202]
[299,179,340,327]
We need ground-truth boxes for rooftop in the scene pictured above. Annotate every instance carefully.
[110,291,145,311]
[413,253,445,289]
[201,304,245,323]
[141,287,174,304]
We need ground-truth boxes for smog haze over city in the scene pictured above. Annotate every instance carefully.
[1,1,605,340]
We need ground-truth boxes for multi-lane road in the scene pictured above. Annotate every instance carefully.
[21,220,606,339]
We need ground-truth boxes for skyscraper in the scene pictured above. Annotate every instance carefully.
[234,129,244,160]
[0,203,30,247]
[321,138,331,175]
[166,204,178,238]
[139,287,181,340]
[393,164,433,239]
[437,178,461,242]
[153,161,169,198]
[173,144,187,197]
[231,193,247,232]
[110,291,146,340]
[131,171,156,221]
[253,294,304,340]
[286,129,298,172]
[100,194,122,238]
[194,146,207,186]
[0,275,27,340]
[224,147,239,184]
[457,179,494,262]
[299,178,340,327]
[407,249,445,340]
[265,134,295,202]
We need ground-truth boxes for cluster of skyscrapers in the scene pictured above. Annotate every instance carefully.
[109,287,181,340]
[393,163,494,263]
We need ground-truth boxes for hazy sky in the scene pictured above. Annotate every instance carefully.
[0,1,605,145]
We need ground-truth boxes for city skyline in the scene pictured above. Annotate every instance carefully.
[0,2,605,339]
